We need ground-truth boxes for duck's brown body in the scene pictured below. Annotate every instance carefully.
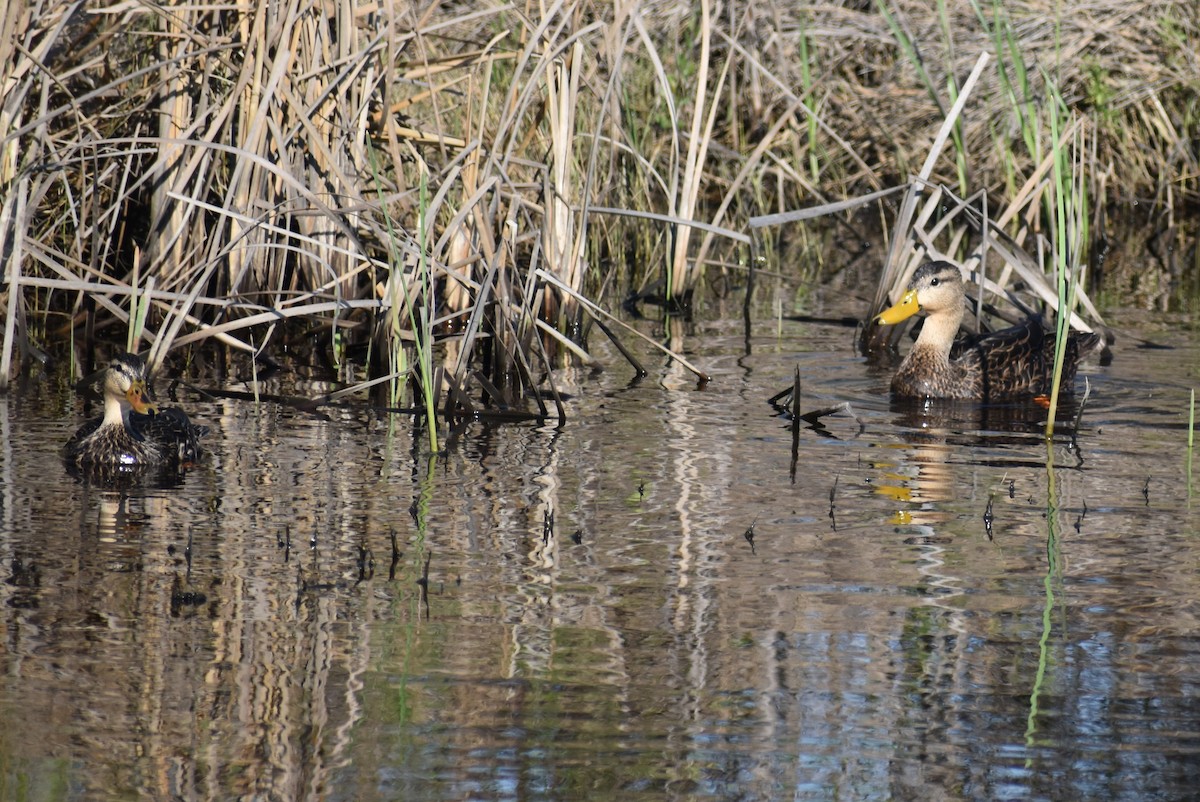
[877,261,1103,401]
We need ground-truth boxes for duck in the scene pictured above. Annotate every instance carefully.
[65,352,208,471]
[874,260,1104,400]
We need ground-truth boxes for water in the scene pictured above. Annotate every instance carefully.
[2,299,1200,801]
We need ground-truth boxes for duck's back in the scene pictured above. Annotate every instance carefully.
[956,319,1102,400]
[133,408,209,465]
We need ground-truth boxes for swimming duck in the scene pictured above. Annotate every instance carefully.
[65,352,208,471]
[874,261,1104,400]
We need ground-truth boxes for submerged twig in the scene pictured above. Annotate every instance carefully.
[801,402,866,436]
[789,367,802,483]
[418,551,432,619]
[984,495,995,541]
[587,312,647,378]
[829,475,838,531]
[536,269,710,383]
[389,528,402,581]
[743,515,758,554]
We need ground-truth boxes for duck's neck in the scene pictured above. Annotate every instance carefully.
[102,393,129,430]
[913,305,964,360]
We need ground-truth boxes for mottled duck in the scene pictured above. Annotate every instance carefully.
[65,352,208,471]
[874,261,1104,400]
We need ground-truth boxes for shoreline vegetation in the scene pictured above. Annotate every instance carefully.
[1,1,1197,427]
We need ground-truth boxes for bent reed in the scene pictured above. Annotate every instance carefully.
[1,1,1196,422]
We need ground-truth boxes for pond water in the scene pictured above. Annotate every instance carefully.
[2,282,1200,801]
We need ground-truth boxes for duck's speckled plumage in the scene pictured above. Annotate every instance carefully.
[876,261,1104,401]
[65,352,208,472]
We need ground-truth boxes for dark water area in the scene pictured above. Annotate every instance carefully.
[3,280,1200,801]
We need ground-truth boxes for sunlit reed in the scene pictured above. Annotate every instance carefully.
[1,0,1196,409]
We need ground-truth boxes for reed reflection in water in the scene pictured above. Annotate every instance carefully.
[1,325,1199,801]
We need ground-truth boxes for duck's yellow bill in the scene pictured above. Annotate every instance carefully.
[874,289,920,326]
[126,380,159,415]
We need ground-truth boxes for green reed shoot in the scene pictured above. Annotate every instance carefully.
[969,0,1041,201]
[795,11,820,182]
[415,171,438,453]
[935,0,968,196]
[1026,438,1064,763]
[1189,389,1195,498]
[366,139,439,453]
[1043,83,1088,437]
[877,0,967,195]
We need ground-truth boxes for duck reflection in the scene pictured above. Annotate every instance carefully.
[876,396,1088,526]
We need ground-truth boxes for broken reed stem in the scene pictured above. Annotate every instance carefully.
[1070,377,1091,435]
[791,366,802,422]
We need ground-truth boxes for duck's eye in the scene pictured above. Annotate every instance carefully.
[930,278,940,286]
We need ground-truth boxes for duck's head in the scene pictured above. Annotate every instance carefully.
[104,353,159,416]
[875,261,965,326]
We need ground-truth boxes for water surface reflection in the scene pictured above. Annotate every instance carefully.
[2,318,1199,801]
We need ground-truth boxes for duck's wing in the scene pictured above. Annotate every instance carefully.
[955,317,1103,399]
[131,408,209,463]
[65,416,103,453]
[951,317,1045,357]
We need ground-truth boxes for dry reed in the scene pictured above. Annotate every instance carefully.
[1,0,1196,411]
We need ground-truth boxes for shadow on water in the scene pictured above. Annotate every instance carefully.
[2,304,1200,801]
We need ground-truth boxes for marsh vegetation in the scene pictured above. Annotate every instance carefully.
[3,5,1200,797]
[1,0,1197,427]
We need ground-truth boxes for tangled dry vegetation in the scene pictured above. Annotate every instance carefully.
[0,0,1197,426]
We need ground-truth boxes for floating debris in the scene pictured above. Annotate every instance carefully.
[829,475,839,530]
[170,574,208,616]
[389,528,402,580]
[358,543,375,581]
[983,496,995,541]
[418,551,432,619]
[743,515,758,555]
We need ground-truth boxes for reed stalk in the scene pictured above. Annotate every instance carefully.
[1189,388,1195,499]
[543,40,586,324]
[795,12,821,183]
[668,0,722,301]
[415,171,438,452]
[1,1,1196,411]
[1043,81,1089,436]
[368,136,438,451]
[1025,438,1064,762]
